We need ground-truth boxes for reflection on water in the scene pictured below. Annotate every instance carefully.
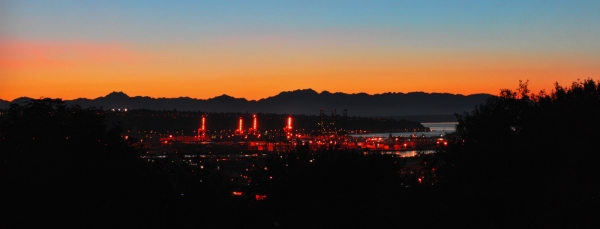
[351,122,458,138]
[422,122,457,132]
[378,150,436,157]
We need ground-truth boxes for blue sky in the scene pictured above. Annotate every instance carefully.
[1,0,599,100]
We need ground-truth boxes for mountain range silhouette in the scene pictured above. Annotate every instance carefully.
[1,89,491,121]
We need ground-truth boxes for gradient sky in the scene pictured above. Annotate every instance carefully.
[1,0,599,101]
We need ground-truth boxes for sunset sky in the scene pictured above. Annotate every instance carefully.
[1,0,599,101]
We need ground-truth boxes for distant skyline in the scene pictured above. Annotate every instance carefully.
[2,0,599,101]
[1,89,489,102]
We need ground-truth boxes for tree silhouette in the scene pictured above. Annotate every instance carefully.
[0,99,171,227]
[443,79,600,227]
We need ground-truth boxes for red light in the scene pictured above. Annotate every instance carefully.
[255,194,267,201]
[232,191,243,196]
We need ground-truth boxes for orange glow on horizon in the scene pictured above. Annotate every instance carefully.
[1,38,599,101]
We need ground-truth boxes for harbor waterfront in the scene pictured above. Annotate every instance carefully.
[350,122,457,138]
[120,115,454,218]
[138,122,450,205]
[152,122,455,154]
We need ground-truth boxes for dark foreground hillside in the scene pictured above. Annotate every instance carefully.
[1,79,598,227]
[442,79,600,227]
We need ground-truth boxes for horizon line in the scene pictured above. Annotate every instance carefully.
[0,88,494,102]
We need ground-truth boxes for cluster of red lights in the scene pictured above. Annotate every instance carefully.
[197,114,293,136]
[231,191,267,201]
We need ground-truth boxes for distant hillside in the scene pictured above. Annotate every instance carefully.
[4,89,491,117]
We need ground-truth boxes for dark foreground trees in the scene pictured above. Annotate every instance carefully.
[0,99,439,228]
[3,79,599,227]
[442,79,600,227]
[0,99,174,227]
